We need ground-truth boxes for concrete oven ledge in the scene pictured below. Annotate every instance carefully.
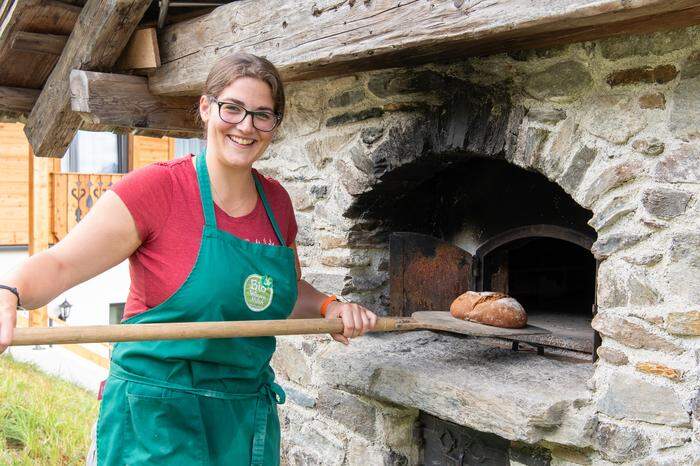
[315,330,596,447]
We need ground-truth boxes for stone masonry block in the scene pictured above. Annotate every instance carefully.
[543,116,578,180]
[582,95,646,145]
[589,194,636,231]
[318,389,377,440]
[272,339,312,386]
[598,28,693,59]
[582,160,644,207]
[594,421,649,462]
[525,61,592,102]
[653,144,700,183]
[667,232,700,304]
[635,362,683,381]
[605,65,677,87]
[597,374,690,427]
[591,313,683,354]
[596,347,629,365]
[669,77,700,141]
[591,232,650,260]
[527,107,567,124]
[642,187,692,220]
[559,145,597,194]
[666,311,700,336]
[638,93,666,109]
[632,138,665,156]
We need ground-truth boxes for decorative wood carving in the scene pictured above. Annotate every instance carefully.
[51,172,124,241]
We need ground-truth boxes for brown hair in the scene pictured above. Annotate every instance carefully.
[202,52,285,125]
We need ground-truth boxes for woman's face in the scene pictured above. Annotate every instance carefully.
[199,76,277,169]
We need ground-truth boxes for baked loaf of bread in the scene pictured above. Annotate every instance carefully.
[450,291,527,328]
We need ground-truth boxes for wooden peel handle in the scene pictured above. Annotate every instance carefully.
[10,317,424,346]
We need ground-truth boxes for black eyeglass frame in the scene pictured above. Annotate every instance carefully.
[209,96,281,132]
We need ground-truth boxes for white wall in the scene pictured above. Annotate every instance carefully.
[48,260,130,326]
[0,248,130,326]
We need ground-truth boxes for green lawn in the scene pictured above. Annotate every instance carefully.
[0,354,98,466]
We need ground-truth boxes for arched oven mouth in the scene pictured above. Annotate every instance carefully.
[474,225,598,356]
[389,227,599,360]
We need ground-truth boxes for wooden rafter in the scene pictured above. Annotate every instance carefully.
[24,0,152,158]
[10,31,67,55]
[149,0,700,96]
[70,70,199,137]
[0,0,80,89]
[0,85,38,116]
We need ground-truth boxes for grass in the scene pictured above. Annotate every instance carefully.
[0,354,98,466]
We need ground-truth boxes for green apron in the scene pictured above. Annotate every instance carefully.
[96,153,298,466]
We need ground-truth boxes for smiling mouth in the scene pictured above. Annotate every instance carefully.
[228,135,255,146]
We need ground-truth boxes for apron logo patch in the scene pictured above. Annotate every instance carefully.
[244,274,274,312]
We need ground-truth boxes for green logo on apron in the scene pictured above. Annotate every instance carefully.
[244,274,274,312]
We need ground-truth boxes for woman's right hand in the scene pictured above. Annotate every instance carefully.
[0,290,18,354]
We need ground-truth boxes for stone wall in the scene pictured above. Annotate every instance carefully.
[260,25,700,465]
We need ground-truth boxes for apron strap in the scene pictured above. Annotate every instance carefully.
[197,150,286,246]
[251,382,285,466]
[253,172,286,247]
[195,150,217,228]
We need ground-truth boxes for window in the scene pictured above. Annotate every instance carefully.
[109,302,125,325]
[173,138,206,158]
[62,131,128,173]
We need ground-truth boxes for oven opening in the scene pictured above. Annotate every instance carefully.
[479,236,597,355]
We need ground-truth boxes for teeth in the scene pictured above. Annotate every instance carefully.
[229,135,254,146]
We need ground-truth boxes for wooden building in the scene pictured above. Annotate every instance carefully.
[0,123,184,247]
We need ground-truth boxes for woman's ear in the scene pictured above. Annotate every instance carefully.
[199,95,211,124]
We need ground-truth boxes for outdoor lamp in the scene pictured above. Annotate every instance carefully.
[58,299,72,321]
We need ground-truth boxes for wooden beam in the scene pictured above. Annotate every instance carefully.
[27,144,59,327]
[0,86,38,115]
[23,0,152,158]
[0,0,80,41]
[70,70,199,136]
[115,27,160,71]
[0,0,81,89]
[10,31,67,55]
[149,0,700,96]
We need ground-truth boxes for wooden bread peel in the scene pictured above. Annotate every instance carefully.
[9,312,549,346]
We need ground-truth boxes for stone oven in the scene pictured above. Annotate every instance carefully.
[264,25,700,465]
[378,156,599,357]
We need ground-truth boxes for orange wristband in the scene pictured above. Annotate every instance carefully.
[320,294,338,317]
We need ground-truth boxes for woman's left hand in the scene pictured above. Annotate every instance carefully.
[324,301,378,345]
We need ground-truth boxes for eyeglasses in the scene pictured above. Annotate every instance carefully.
[210,97,280,132]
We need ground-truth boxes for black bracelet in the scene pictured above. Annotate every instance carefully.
[0,285,21,307]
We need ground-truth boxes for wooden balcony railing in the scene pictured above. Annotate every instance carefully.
[50,172,125,242]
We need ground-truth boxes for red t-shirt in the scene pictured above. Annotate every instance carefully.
[111,155,298,319]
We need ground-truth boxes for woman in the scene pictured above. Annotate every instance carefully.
[0,52,377,465]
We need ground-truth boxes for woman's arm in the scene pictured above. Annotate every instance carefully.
[288,243,377,344]
[0,191,142,352]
